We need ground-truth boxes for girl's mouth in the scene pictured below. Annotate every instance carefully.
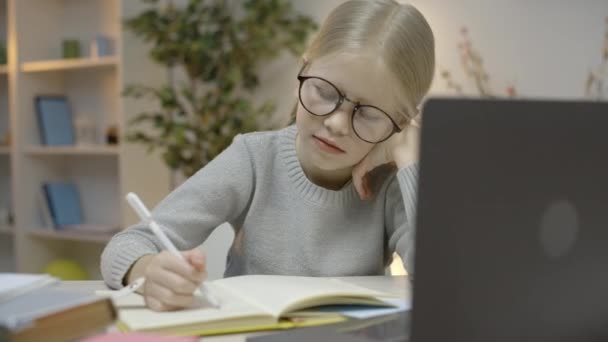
[313,135,346,154]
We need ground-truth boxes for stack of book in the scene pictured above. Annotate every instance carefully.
[0,273,116,341]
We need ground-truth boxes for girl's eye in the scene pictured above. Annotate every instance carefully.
[314,85,337,101]
[358,109,381,121]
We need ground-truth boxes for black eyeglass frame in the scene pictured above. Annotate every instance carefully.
[296,65,402,144]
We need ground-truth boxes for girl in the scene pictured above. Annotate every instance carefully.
[101,0,435,312]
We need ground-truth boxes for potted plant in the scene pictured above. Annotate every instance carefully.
[124,0,316,184]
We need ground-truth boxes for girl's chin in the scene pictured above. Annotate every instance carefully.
[311,156,356,172]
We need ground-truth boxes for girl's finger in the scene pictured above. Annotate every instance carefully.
[147,266,199,295]
[146,282,194,309]
[352,163,367,200]
[185,250,206,272]
[353,160,373,200]
[158,252,205,283]
[361,173,371,200]
[145,295,167,312]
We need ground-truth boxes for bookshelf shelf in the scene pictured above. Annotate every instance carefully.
[27,229,114,244]
[21,56,118,73]
[24,145,119,156]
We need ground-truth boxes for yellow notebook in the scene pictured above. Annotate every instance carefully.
[108,275,397,336]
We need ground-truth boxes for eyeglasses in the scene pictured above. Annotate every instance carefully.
[297,68,402,144]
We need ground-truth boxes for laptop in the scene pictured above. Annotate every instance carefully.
[410,98,608,341]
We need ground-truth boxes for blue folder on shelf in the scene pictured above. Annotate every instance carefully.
[42,182,83,228]
[35,96,75,146]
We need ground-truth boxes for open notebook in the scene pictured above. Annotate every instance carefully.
[103,275,398,336]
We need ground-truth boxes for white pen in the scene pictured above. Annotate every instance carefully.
[126,192,220,308]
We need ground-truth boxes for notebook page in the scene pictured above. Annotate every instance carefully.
[118,282,275,332]
[213,275,392,317]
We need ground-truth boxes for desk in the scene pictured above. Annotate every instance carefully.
[58,276,410,342]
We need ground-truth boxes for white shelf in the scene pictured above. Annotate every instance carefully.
[21,56,118,73]
[27,229,114,243]
[0,225,14,235]
[24,145,119,156]
[3,0,171,276]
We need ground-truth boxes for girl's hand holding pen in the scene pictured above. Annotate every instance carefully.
[141,248,208,311]
[124,192,220,311]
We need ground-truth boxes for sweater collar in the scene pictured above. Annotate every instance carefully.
[278,125,359,207]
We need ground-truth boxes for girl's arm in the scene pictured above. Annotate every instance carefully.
[384,163,419,275]
[101,135,255,289]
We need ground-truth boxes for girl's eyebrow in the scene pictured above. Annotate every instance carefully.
[329,75,390,106]
[317,71,407,123]
[332,80,376,105]
[305,65,391,109]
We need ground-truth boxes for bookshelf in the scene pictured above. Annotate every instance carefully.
[0,0,172,278]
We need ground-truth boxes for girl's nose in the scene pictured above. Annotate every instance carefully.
[323,102,353,137]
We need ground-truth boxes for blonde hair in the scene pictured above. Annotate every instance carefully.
[302,0,435,122]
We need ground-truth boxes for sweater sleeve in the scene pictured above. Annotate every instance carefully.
[384,163,419,275]
[100,134,255,289]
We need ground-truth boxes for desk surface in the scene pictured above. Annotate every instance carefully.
[59,276,410,342]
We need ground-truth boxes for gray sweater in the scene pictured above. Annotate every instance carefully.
[101,125,418,289]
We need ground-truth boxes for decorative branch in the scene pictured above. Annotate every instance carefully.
[585,16,608,100]
[441,26,517,98]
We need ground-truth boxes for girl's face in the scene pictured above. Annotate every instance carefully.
[295,52,406,173]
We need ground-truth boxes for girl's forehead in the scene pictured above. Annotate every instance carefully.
[306,52,405,115]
